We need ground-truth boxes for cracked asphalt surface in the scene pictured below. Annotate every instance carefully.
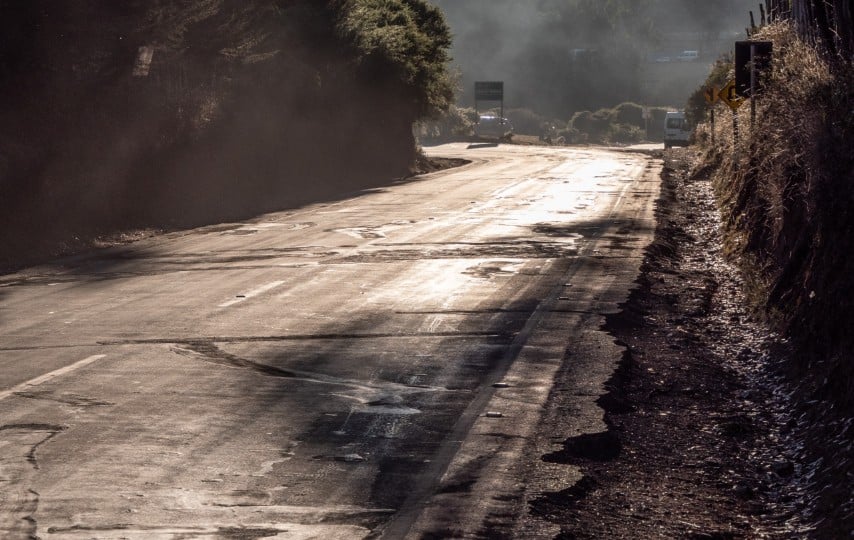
[0,143,660,539]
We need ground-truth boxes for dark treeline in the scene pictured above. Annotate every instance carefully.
[763,0,854,59]
[0,0,453,268]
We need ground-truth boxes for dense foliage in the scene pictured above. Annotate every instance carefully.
[336,0,454,117]
[0,0,453,268]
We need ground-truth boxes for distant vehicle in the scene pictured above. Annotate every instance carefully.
[677,50,699,62]
[664,111,690,148]
[654,56,672,63]
[474,115,513,141]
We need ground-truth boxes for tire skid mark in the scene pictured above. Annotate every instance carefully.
[171,342,457,409]
[12,390,113,408]
[0,331,514,353]
[100,330,513,346]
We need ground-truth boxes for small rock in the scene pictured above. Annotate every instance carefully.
[770,460,795,477]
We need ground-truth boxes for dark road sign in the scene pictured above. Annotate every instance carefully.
[475,81,504,101]
[735,41,773,98]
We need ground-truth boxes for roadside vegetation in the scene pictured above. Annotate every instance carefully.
[0,0,453,271]
[418,102,672,145]
[692,21,854,536]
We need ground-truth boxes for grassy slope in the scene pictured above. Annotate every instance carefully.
[695,22,853,535]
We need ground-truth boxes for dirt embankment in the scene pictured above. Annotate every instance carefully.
[531,148,850,538]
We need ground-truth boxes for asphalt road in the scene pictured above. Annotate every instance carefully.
[0,143,661,539]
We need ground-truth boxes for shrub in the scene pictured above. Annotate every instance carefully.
[613,102,644,128]
[700,22,854,535]
[415,105,475,141]
[570,109,614,142]
[570,106,651,143]
[609,123,644,143]
[505,108,545,135]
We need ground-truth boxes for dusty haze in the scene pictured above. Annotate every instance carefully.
[432,0,754,119]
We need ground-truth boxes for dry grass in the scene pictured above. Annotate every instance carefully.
[709,21,854,400]
[695,23,854,535]
[707,24,830,314]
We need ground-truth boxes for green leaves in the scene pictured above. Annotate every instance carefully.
[335,0,454,117]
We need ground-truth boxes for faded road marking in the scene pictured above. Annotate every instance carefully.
[218,280,285,308]
[0,354,107,402]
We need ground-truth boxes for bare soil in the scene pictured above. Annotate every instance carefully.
[528,148,817,538]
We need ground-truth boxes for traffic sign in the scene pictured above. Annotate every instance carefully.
[704,86,719,105]
[718,80,745,110]
[475,81,504,101]
[735,41,773,97]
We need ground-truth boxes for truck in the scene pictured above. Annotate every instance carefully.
[474,115,513,141]
[664,111,690,149]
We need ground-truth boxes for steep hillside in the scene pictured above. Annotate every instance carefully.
[693,20,853,536]
[0,0,453,269]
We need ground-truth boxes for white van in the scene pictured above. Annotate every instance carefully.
[664,111,690,148]
[677,50,699,62]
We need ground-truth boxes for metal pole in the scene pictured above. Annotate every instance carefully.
[750,43,757,130]
[711,107,715,145]
[733,110,739,168]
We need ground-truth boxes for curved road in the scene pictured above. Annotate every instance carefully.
[0,143,660,539]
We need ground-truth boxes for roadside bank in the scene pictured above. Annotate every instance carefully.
[527,148,817,538]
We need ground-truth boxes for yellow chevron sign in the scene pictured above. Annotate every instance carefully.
[704,86,719,104]
[718,80,745,110]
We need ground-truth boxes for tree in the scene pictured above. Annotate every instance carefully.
[335,0,455,118]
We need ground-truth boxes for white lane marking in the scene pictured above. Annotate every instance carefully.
[0,354,107,402]
[218,280,285,308]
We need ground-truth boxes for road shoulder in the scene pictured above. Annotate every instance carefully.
[518,148,803,538]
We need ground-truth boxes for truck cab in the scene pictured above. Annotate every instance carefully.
[474,115,513,141]
[664,111,690,148]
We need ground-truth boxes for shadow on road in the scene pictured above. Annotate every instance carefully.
[466,143,499,150]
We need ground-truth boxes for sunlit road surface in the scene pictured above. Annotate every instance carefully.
[0,143,660,539]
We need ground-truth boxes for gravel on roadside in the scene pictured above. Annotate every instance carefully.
[526,147,813,539]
